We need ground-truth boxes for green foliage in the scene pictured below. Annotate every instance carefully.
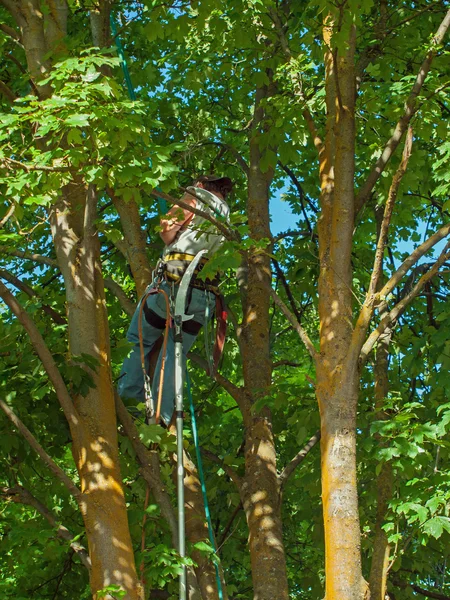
[1,0,450,599]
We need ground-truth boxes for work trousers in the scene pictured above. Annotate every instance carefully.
[118,281,215,425]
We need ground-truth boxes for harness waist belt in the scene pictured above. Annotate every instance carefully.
[162,252,220,293]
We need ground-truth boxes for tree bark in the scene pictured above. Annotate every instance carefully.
[49,183,141,599]
[316,15,366,600]
[237,81,289,600]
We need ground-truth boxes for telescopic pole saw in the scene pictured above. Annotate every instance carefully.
[173,249,208,600]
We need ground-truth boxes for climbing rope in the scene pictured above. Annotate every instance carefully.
[186,371,224,600]
[110,12,168,214]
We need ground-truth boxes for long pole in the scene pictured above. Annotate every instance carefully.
[174,314,186,600]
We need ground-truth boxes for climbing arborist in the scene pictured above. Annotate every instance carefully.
[118,174,233,425]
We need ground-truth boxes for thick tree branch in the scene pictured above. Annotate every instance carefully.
[360,242,450,363]
[0,485,90,569]
[0,22,21,42]
[279,430,320,488]
[356,8,450,214]
[0,281,79,428]
[201,447,242,490]
[0,399,82,501]
[2,156,75,172]
[104,277,135,316]
[0,269,66,324]
[114,391,178,547]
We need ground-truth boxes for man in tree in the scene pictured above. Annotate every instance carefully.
[118,175,233,425]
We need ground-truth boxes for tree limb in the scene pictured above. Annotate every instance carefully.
[201,447,242,491]
[378,222,450,301]
[360,242,450,363]
[0,80,16,103]
[0,399,82,501]
[355,8,450,214]
[0,269,66,325]
[350,128,413,356]
[0,280,79,428]
[0,245,58,267]
[104,277,135,317]
[262,277,317,361]
[0,485,90,569]
[278,430,320,488]
[0,203,16,228]
[187,352,250,421]
[392,578,450,600]
[0,22,21,42]
[114,391,179,548]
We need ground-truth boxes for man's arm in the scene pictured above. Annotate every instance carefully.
[159,194,196,245]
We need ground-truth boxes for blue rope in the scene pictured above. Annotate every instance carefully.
[186,372,224,600]
[110,13,168,214]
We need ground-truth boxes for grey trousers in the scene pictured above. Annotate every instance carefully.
[118,281,215,424]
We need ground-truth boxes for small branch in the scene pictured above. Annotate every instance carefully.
[360,242,450,363]
[0,399,82,501]
[0,22,21,42]
[201,447,242,490]
[217,502,243,549]
[392,579,450,600]
[187,352,249,420]
[0,485,90,569]
[350,128,413,358]
[104,277,135,316]
[378,222,450,300]
[272,258,304,324]
[0,203,16,228]
[368,127,413,298]
[273,229,313,243]
[0,80,16,103]
[189,141,249,175]
[0,269,66,325]
[0,245,58,267]
[0,281,79,428]
[356,8,450,213]
[152,189,238,242]
[279,430,320,488]
[2,156,75,172]
[272,360,302,368]
[265,281,318,362]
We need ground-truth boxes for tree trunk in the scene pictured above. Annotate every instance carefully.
[316,16,366,600]
[3,2,142,597]
[183,452,229,600]
[238,83,289,600]
[49,184,142,599]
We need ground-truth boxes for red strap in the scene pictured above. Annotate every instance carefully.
[213,294,227,373]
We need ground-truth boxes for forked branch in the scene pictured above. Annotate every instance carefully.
[0,398,82,501]
[0,485,90,569]
[0,281,79,428]
[356,8,450,213]
[360,241,450,363]
[279,430,321,489]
